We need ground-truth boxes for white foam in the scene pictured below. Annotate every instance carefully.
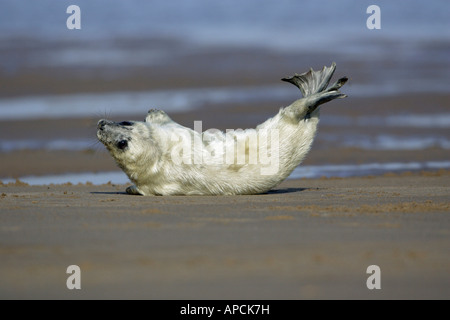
[0,139,96,152]
[289,161,450,179]
[0,86,295,120]
[341,135,450,150]
[386,114,450,128]
[2,161,449,186]
[1,171,129,186]
[324,113,450,129]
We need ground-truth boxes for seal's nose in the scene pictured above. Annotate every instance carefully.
[97,119,107,130]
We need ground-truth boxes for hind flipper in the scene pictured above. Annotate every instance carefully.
[282,63,348,120]
[327,76,348,92]
[282,62,338,97]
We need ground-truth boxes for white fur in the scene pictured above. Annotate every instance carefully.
[97,63,347,195]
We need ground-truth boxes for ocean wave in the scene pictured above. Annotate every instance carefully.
[2,161,449,185]
[289,161,450,179]
[2,85,450,121]
[320,134,450,150]
[2,134,449,153]
[0,86,296,120]
[323,114,450,128]
[0,139,96,152]
[1,1,448,50]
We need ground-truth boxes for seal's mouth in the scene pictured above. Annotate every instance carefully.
[97,119,121,147]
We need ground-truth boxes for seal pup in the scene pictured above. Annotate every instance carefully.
[97,62,347,195]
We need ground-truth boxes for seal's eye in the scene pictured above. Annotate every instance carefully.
[119,121,133,126]
[117,140,128,150]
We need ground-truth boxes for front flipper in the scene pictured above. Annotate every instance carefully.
[126,185,144,195]
[145,109,173,125]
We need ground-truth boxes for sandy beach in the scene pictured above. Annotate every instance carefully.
[1,51,449,301]
[1,53,449,301]
[1,0,449,301]
[1,80,448,300]
[1,170,449,299]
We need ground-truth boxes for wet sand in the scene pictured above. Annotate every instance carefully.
[1,47,449,300]
[0,171,449,299]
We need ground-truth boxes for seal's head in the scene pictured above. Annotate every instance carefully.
[96,119,160,175]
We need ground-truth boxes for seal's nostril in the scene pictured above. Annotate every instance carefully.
[97,119,107,130]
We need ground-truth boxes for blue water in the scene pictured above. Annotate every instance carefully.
[1,1,448,44]
[1,0,449,107]
[1,0,449,66]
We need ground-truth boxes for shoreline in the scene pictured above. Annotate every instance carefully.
[2,147,449,180]
[2,165,449,187]
[1,91,449,180]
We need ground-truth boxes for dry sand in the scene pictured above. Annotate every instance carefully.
[1,170,449,299]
